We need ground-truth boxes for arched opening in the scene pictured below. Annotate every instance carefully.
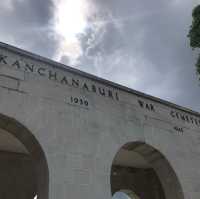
[0,114,49,199]
[111,142,184,199]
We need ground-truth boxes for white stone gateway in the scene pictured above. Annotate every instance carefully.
[0,42,199,199]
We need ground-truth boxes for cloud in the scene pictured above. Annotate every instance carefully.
[52,0,93,65]
[70,0,200,111]
[0,0,199,111]
[0,0,59,58]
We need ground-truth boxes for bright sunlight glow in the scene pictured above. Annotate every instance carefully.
[55,0,88,40]
[53,0,89,63]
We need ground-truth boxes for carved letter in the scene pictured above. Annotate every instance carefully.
[146,103,150,110]
[138,100,144,108]
[190,117,194,124]
[48,70,57,81]
[72,79,79,87]
[175,112,180,119]
[12,60,21,69]
[180,115,185,121]
[185,115,189,123]
[25,63,34,72]
[82,83,89,91]
[170,111,175,118]
[0,55,7,64]
[60,76,69,85]
[98,87,105,96]
[115,92,119,101]
[91,85,96,93]
[38,67,46,76]
[150,104,155,112]
[108,90,113,99]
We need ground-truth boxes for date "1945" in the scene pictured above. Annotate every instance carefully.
[173,126,184,134]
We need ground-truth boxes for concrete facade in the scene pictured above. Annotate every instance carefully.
[0,42,199,199]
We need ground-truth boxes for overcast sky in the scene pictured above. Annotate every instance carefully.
[0,0,200,111]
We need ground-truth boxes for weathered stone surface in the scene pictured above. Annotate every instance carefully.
[0,42,199,199]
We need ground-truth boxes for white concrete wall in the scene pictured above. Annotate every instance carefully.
[0,43,200,199]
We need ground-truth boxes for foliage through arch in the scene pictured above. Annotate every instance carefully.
[188,5,200,79]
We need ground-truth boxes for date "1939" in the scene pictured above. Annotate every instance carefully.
[70,96,89,107]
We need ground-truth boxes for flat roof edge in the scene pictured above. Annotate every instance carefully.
[0,41,199,117]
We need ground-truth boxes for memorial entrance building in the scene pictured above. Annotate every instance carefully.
[0,42,199,199]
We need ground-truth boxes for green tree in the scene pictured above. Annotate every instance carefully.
[188,5,200,78]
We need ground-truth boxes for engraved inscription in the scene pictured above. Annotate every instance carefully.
[65,96,89,108]
[170,110,200,127]
[138,100,155,112]
[70,96,89,107]
[0,53,120,101]
[173,126,184,134]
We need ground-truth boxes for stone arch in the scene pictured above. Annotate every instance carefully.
[110,141,184,199]
[0,113,49,199]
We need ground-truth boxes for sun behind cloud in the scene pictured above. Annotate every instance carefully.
[53,0,90,64]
